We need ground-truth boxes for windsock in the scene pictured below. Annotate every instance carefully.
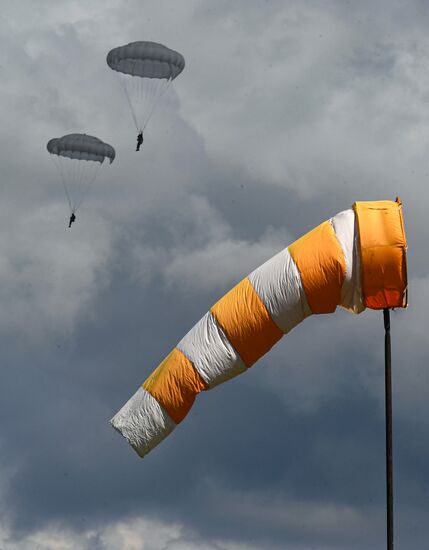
[111,199,407,458]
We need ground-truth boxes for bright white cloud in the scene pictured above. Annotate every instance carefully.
[212,488,377,541]
[0,516,267,550]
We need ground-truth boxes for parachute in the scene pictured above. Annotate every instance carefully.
[110,199,407,458]
[47,133,115,216]
[106,41,185,137]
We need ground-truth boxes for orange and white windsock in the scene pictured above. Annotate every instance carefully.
[111,199,407,458]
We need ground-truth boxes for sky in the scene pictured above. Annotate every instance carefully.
[0,0,428,548]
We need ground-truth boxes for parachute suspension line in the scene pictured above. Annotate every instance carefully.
[142,77,172,131]
[119,75,140,131]
[118,73,173,134]
[73,157,86,212]
[51,155,73,213]
[47,134,115,219]
[76,160,95,211]
[70,157,80,211]
[74,161,102,213]
[51,156,101,214]
[143,77,157,126]
[138,76,148,131]
[136,76,163,131]
[384,308,394,550]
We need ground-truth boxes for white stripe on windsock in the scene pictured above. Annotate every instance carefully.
[248,248,311,334]
[110,386,176,458]
[177,311,246,389]
[330,209,364,314]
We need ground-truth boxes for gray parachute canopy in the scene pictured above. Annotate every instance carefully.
[106,41,185,80]
[47,133,115,215]
[47,134,115,164]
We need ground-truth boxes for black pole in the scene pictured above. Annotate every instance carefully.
[384,308,393,550]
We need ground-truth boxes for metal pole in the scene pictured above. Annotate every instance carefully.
[384,308,393,550]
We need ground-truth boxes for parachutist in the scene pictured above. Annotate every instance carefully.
[136,132,143,151]
[48,134,115,222]
[107,42,185,146]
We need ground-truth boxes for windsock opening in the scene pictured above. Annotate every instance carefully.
[354,197,407,310]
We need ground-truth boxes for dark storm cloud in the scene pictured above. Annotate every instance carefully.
[0,1,428,549]
[0,233,386,549]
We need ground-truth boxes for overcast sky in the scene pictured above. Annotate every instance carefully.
[0,1,428,549]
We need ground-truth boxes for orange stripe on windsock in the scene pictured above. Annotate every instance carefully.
[143,348,207,424]
[354,198,407,310]
[288,220,346,314]
[210,277,283,368]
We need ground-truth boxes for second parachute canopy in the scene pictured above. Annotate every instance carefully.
[106,41,185,147]
[47,133,115,225]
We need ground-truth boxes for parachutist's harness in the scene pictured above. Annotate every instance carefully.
[136,132,144,152]
[68,212,76,228]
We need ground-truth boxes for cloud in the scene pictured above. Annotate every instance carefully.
[130,194,294,292]
[0,516,273,550]
[0,1,427,550]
